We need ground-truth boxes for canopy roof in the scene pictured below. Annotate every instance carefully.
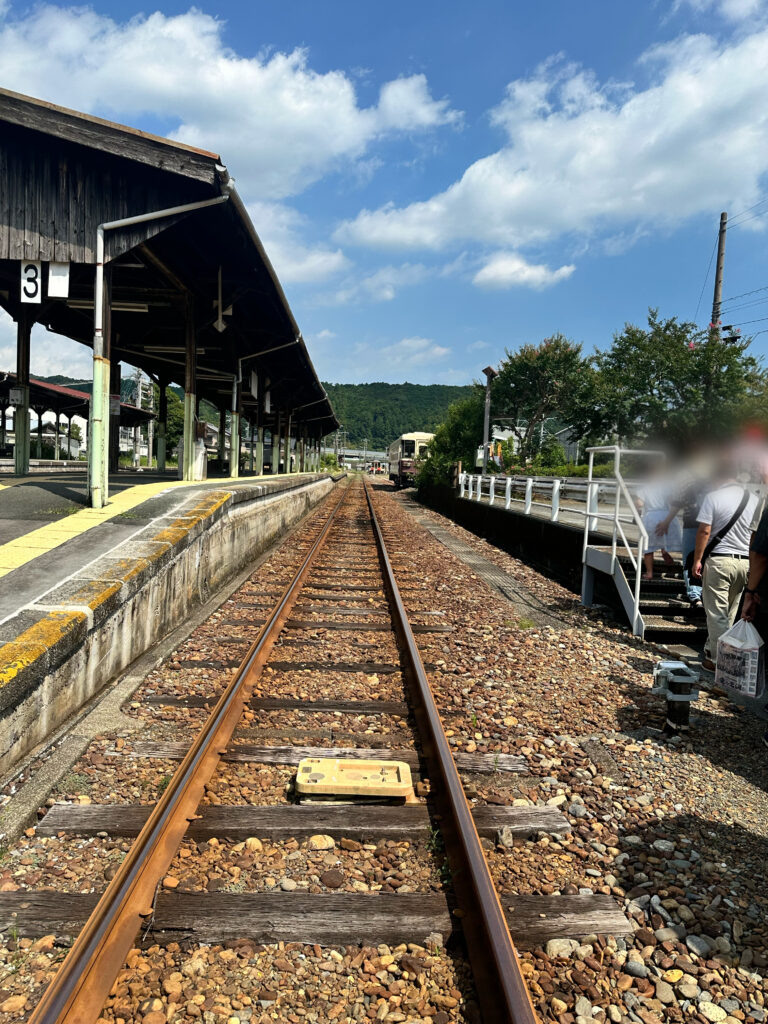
[0,88,337,438]
[0,373,153,427]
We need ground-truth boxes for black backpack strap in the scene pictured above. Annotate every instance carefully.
[701,489,749,566]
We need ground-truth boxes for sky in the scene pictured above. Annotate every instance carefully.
[2,0,768,386]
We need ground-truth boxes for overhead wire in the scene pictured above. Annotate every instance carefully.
[728,194,768,226]
[722,282,768,304]
[693,237,718,323]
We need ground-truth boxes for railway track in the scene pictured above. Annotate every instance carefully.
[0,477,627,1024]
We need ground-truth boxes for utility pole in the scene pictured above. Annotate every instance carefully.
[481,365,497,474]
[711,211,728,334]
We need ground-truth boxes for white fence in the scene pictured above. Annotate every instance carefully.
[458,470,636,529]
[458,448,656,636]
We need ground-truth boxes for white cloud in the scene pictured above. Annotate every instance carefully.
[248,202,348,284]
[0,310,94,378]
[322,263,431,305]
[315,329,336,341]
[380,336,450,366]
[674,0,766,22]
[468,340,490,351]
[473,253,575,290]
[336,28,768,254]
[0,6,460,201]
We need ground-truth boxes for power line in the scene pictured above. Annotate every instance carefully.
[729,194,768,226]
[725,314,768,327]
[722,282,768,304]
[721,296,768,315]
[728,208,768,232]
[693,237,718,323]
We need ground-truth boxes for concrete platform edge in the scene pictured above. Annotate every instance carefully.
[0,472,340,775]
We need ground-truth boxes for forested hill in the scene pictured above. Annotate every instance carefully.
[35,376,474,450]
[322,382,474,449]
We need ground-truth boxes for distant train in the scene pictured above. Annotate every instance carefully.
[387,431,434,489]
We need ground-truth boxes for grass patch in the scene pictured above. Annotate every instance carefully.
[516,617,536,629]
[58,771,91,794]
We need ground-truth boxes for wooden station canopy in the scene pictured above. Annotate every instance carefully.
[0,87,337,504]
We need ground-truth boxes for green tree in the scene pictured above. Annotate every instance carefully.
[417,391,485,487]
[163,386,185,454]
[491,335,591,463]
[582,311,765,446]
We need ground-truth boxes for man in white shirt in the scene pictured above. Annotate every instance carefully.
[693,468,757,670]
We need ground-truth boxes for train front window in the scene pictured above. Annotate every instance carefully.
[402,440,416,456]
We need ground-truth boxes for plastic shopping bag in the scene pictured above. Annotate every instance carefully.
[715,619,765,698]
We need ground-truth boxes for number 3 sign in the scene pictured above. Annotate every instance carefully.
[20,261,42,303]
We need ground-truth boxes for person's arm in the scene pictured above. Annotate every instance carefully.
[656,502,683,536]
[692,523,711,579]
[742,544,768,621]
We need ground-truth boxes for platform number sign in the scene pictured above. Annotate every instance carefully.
[20,261,42,304]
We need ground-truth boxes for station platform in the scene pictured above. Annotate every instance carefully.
[0,467,339,775]
[0,469,265,623]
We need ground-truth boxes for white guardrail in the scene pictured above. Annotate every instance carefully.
[458,446,657,635]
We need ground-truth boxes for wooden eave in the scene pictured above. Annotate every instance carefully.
[0,88,220,184]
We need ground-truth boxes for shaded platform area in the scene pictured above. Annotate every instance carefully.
[0,88,337,506]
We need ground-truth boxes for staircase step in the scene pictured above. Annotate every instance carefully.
[639,599,704,617]
[643,615,707,636]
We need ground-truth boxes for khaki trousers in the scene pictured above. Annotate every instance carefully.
[701,556,749,657]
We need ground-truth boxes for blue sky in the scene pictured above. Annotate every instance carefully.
[2,0,768,384]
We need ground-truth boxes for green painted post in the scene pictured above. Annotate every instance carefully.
[14,313,31,477]
[182,301,196,481]
[230,410,240,478]
[157,379,168,473]
[255,425,264,476]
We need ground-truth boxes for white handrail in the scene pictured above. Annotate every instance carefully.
[456,452,661,636]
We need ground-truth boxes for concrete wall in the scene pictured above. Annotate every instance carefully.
[0,473,339,775]
[416,484,588,591]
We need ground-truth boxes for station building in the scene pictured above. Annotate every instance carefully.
[0,87,337,505]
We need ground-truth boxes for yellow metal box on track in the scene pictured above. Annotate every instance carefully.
[296,756,413,799]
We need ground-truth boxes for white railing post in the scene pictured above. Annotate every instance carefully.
[551,478,561,521]
[633,532,646,637]
[476,475,483,501]
[489,477,496,505]
[505,476,512,510]
[524,478,533,514]
[587,482,599,532]
[459,472,466,498]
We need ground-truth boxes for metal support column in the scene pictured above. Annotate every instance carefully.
[249,420,255,474]
[255,425,264,476]
[254,391,264,476]
[273,415,282,474]
[218,406,226,471]
[229,376,240,479]
[34,407,44,459]
[109,360,121,473]
[157,378,168,473]
[14,311,31,477]
[88,264,111,505]
[284,413,292,473]
[182,299,196,481]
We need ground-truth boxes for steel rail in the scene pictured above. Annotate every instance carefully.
[364,480,538,1024]
[29,482,350,1024]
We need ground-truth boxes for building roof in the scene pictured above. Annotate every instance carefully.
[0,373,154,426]
[0,89,337,438]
